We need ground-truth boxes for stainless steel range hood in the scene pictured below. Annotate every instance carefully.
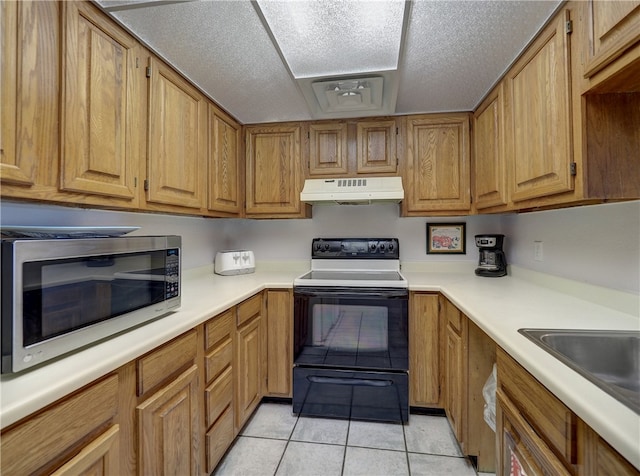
[300,177,404,205]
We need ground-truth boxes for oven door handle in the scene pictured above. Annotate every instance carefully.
[294,287,408,298]
[307,375,393,387]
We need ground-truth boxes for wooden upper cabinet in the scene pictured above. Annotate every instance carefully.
[473,86,507,210]
[584,0,640,77]
[60,1,140,202]
[506,10,574,203]
[146,57,207,210]
[1,0,59,189]
[309,122,348,176]
[245,123,310,218]
[208,105,242,215]
[356,119,397,174]
[403,114,471,214]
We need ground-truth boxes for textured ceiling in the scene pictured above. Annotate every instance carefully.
[97,0,562,124]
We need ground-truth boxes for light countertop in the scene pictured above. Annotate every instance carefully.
[1,261,638,469]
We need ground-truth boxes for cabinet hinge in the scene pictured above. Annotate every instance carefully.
[570,162,577,176]
[146,66,151,78]
[144,179,149,191]
[565,20,573,34]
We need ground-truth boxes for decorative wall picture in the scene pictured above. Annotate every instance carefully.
[426,223,466,254]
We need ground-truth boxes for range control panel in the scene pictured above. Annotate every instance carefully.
[311,238,400,259]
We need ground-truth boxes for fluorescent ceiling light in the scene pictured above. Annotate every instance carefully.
[255,0,405,79]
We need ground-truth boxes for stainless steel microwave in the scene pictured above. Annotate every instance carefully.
[1,235,181,373]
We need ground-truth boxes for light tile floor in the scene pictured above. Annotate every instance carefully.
[214,403,495,476]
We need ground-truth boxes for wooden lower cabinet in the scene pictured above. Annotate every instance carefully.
[409,292,442,407]
[410,295,496,472]
[443,297,468,447]
[496,347,640,475]
[203,309,235,473]
[6,289,638,476]
[0,373,121,475]
[136,365,200,475]
[234,293,266,431]
[466,320,497,473]
[266,289,293,397]
[135,330,200,476]
[578,419,640,476]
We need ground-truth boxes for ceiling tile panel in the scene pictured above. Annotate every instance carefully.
[98,0,563,123]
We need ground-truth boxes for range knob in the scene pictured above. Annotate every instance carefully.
[370,243,377,251]
[380,243,386,251]
[388,242,394,251]
[324,243,330,251]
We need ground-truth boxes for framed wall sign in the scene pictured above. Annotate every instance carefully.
[426,223,466,254]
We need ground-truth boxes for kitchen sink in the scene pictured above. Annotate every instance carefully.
[518,329,640,414]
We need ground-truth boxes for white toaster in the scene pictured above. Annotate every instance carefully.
[214,250,255,275]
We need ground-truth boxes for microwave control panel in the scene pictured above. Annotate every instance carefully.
[165,248,180,298]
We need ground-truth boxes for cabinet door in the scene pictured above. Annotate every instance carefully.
[60,1,140,202]
[309,122,348,176]
[404,114,471,213]
[497,389,571,476]
[506,11,574,203]
[245,124,308,217]
[473,86,507,210]
[356,120,397,174]
[443,299,467,446]
[235,314,263,430]
[409,293,442,407]
[208,104,242,215]
[266,289,293,397]
[147,57,207,210]
[1,0,59,188]
[137,365,200,476]
[584,0,640,77]
[51,425,120,476]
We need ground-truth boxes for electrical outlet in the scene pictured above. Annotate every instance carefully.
[534,241,544,261]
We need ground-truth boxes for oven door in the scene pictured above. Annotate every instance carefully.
[293,286,408,422]
[293,286,408,371]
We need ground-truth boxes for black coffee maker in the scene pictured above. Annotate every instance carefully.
[475,234,507,277]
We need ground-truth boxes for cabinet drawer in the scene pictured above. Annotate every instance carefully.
[205,309,233,351]
[1,374,118,475]
[497,348,576,467]
[205,366,233,427]
[206,337,233,384]
[237,293,262,327]
[137,330,197,396]
[205,407,234,474]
